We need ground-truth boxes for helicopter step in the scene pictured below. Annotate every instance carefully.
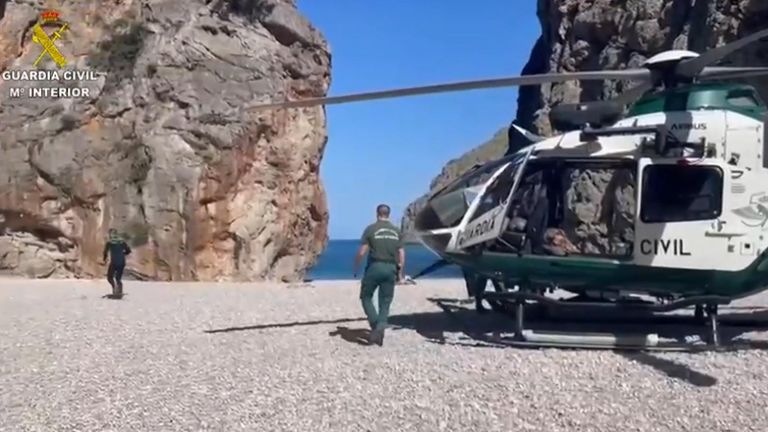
[480,290,743,352]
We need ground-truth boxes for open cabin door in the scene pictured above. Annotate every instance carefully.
[447,146,534,252]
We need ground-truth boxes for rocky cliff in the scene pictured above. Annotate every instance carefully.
[0,0,331,281]
[513,0,768,140]
[402,0,768,240]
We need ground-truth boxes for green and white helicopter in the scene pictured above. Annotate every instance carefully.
[253,28,768,350]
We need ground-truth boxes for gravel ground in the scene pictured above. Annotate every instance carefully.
[2,278,768,432]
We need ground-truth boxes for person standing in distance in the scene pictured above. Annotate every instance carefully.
[102,229,131,299]
[353,204,405,346]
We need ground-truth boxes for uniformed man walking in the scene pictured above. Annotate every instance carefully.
[102,229,132,299]
[353,204,405,346]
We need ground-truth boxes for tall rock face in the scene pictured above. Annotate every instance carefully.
[402,0,768,241]
[513,0,768,141]
[0,0,331,281]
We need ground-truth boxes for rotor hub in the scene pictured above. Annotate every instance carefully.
[642,50,702,89]
[642,50,700,68]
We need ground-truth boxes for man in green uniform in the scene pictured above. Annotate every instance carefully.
[353,204,405,346]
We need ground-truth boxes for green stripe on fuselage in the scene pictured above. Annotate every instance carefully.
[446,249,768,299]
[627,82,766,121]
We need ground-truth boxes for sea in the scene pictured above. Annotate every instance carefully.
[306,239,463,280]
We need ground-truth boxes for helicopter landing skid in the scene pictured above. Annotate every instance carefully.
[480,291,739,352]
[489,332,722,352]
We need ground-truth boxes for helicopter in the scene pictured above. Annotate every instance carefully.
[251,28,768,351]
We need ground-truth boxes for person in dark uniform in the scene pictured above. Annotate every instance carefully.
[461,267,489,313]
[102,229,131,298]
[353,204,405,346]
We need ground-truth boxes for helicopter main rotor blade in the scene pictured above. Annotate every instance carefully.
[699,66,768,80]
[676,28,768,78]
[248,69,651,111]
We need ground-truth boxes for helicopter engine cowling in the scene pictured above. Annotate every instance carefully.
[549,100,625,131]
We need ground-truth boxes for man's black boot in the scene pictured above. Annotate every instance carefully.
[369,327,385,346]
[108,280,117,299]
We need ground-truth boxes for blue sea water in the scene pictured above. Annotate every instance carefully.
[307,239,463,280]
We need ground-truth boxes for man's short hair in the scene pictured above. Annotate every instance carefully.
[376,204,390,218]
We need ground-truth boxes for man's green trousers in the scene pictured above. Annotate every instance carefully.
[360,261,397,330]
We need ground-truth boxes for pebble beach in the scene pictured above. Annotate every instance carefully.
[2,278,768,431]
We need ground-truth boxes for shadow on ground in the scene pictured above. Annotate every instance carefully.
[328,326,372,346]
[204,298,768,387]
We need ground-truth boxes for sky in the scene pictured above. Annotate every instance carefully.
[296,1,541,239]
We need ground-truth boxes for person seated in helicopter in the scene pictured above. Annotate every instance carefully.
[502,166,579,256]
[502,168,548,253]
[541,227,580,256]
[505,169,542,222]
[533,168,582,255]
[491,172,535,253]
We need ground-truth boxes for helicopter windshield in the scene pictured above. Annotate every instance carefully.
[428,185,485,227]
[415,152,527,233]
[429,153,522,200]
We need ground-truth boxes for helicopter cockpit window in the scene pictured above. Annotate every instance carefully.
[415,154,524,232]
[640,164,723,223]
[429,153,521,200]
[468,162,520,222]
[727,89,760,108]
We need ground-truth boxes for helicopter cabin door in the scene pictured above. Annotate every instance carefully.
[449,146,534,251]
[634,157,743,271]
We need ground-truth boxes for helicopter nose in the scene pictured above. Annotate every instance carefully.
[410,153,521,253]
[412,184,481,252]
[414,186,477,231]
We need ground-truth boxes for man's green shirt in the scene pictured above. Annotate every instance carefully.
[361,220,403,265]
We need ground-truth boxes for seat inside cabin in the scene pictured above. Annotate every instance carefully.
[488,161,637,259]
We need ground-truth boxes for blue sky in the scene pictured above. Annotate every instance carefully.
[296,1,541,239]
